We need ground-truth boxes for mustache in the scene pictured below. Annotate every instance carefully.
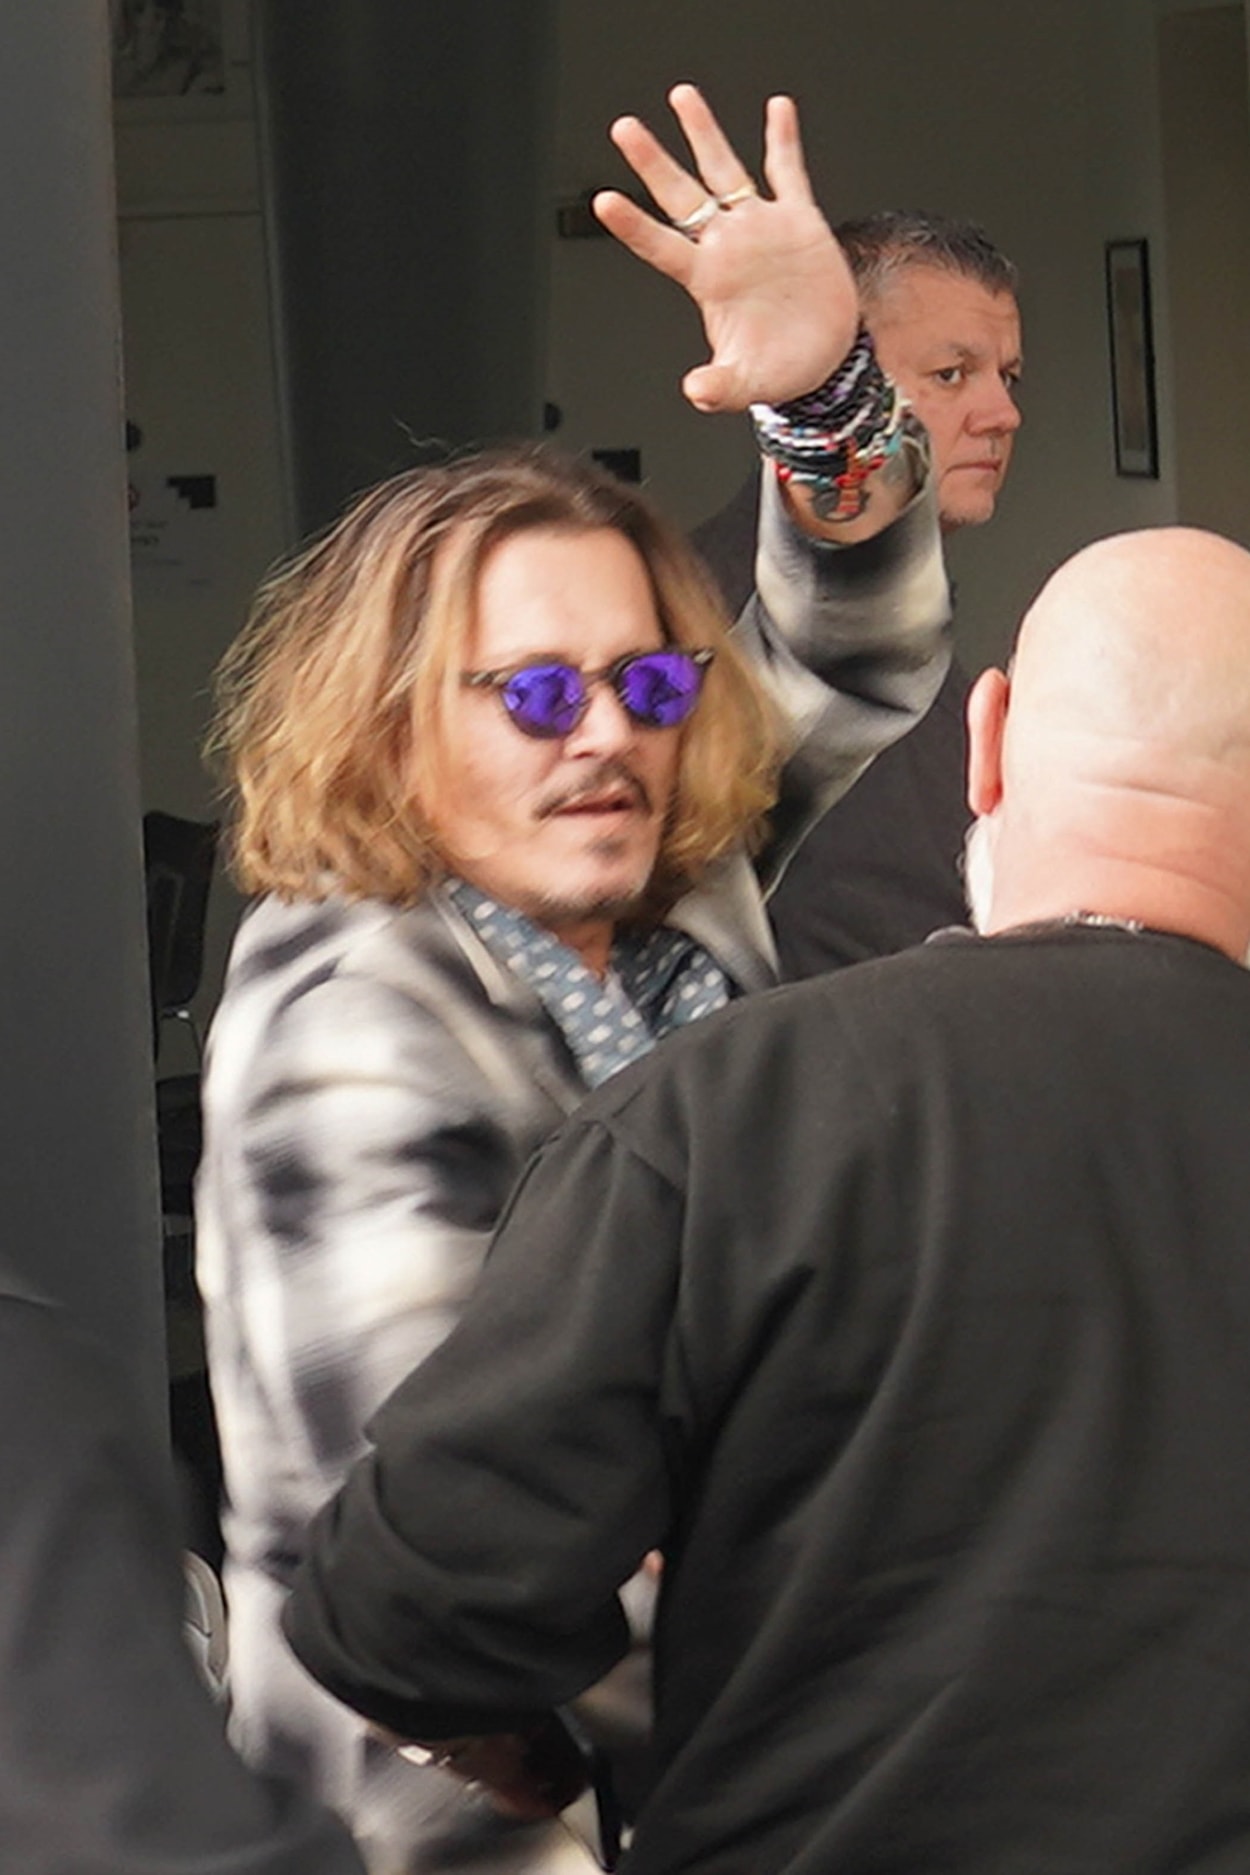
[535,760,650,820]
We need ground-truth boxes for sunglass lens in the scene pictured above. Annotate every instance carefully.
[502,663,586,737]
[619,651,706,727]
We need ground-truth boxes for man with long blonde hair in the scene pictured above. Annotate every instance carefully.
[197,86,949,1874]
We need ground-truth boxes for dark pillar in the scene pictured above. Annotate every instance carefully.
[0,8,165,1450]
[253,0,556,538]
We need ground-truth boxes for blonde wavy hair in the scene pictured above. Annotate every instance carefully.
[210,445,779,913]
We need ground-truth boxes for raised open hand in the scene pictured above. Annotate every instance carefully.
[593,85,858,413]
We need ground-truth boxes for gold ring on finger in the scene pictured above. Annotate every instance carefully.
[717,183,759,209]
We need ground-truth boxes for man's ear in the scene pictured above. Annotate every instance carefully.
[966,667,1009,817]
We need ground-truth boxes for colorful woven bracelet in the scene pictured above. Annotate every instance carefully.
[751,325,909,522]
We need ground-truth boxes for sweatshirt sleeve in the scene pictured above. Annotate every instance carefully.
[285,1115,683,1741]
[740,452,952,889]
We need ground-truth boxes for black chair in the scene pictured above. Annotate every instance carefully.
[143,810,218,1231]
[143,811,219,1071]
[142,811,225,1565]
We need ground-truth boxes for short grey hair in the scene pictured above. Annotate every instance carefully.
[834,210,1019,307]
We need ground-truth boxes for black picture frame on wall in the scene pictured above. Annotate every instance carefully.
[1105,238,1159,478]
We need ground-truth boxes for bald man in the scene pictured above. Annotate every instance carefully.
[961,528,1250,950]
[286,531,1250,1875]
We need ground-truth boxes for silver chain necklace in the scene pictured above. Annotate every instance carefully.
[1060,911,1146,935]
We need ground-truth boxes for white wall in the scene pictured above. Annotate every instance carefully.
[546,0,1179,669]
[114,13,283,1012]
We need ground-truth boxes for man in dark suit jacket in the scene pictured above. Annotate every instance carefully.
[694,211,1023,972]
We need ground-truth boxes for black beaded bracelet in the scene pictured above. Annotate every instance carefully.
[772,325,889,430]
[751,325,910,521]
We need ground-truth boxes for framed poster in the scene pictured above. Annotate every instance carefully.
[1104,238,1159,478]
[111,0,225,100]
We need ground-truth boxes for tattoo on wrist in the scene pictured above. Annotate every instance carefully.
[811,480,870,524]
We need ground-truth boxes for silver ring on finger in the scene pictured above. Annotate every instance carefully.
[671,195,719,239]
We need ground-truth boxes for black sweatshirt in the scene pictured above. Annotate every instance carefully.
[289,927,1250,1875]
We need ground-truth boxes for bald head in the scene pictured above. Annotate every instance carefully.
[966,528,1250,958]
[1012,528,1250,766]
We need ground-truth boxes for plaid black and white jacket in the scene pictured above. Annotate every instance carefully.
[196,465,949,1872]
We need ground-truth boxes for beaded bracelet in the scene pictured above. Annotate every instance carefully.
[751,326,910,523]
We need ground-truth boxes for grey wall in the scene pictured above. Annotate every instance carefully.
[1,8,165,1447]
[1159,4,1250,543]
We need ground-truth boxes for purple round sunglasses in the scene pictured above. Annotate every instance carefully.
[461,647,714,739]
